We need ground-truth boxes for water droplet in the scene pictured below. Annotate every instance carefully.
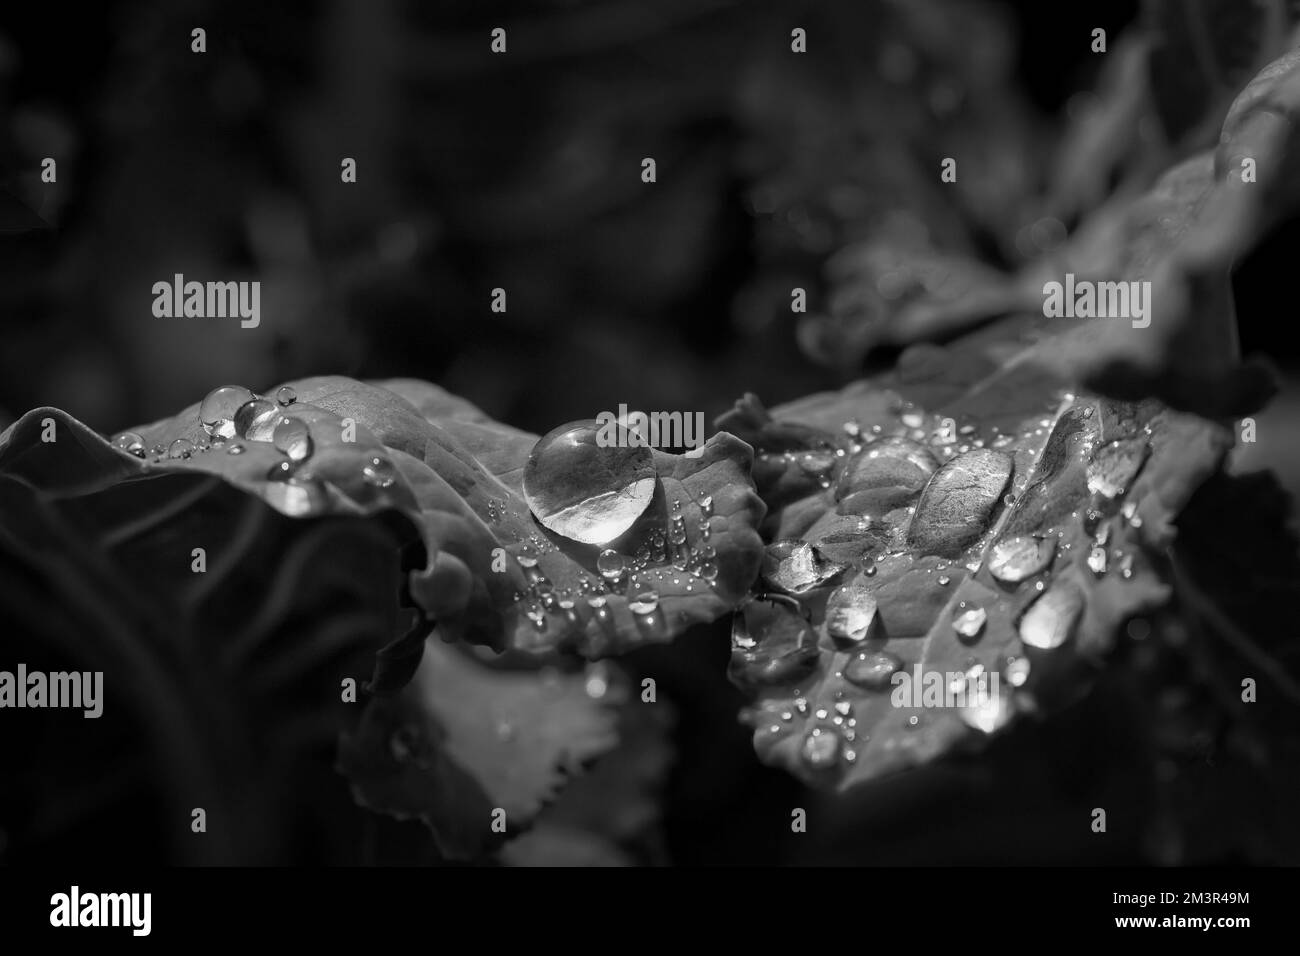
[800,727,842,770]
[668,515,687,545]
[362,455,397,488]
[952,606,987,642]
[167,438,195,459]
[762,540,846,594]
[272,416,313,462]
[234,398,280,443]
[825,580,882,645]
[834,700,852,717]
[907,449,1014,557]
[227,443,245,455]
[628,589,660,615]
[1019,581,1083,649]
[938,575,950,586]
[697,494,714,517]
[521,419,657,545]
[266,460,295,482]
[111,431,146,457]
[1004,657,1030,687]
[596,548,625,582]
[730,604,820,688]
[843,650,902,690]
[795,449,837,478]
[1119,554,1135,579]
[199,385,255,439]
[900,411,924,428]
[1087,545,1108,576]
[275,385,297,406]
[988,535,1057,584]
[960,692,1013,734]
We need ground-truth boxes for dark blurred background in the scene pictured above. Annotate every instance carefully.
[2,0,1156,438]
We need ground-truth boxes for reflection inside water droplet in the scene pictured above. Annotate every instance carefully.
[596,548,625,582]
[167,438,194,459]
[235,398,279,442]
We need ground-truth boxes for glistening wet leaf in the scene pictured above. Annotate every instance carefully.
[722,333,1231,789]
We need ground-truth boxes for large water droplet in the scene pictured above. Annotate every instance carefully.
[522,419,657,546]
[111,431,145,458]
[1018,581,1083,649]
[363,455,397,488]
[267,460,295,482]
[825,579,883,645]
[272,416,313,462]
[843,650,902,690]
[761,540,846,595]
[199,385,255,439]
[234,398,280,443]
[1087,545,1108,576]
[275,385,298,406]
[988,535,1057,584]
[907,448,1013,557]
